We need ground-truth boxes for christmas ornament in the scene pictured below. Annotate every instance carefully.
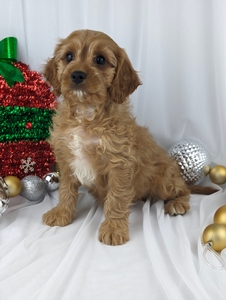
[4,175,22,197]
[214,205,226,227]
[0,199,8,215]
[201,204,226,269]
[202,223,226,252]
[43,172,60,191]
[209,165,226,185]
[0,175,22,216]
[0,36,56,180]
[168,140,211,185]
[20,175,46,202]
[0,177,9,215]
[0,170,61,216]
[202,224,226,269]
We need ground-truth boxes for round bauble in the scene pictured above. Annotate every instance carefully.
[20,175,46,201]
[202,223,226,252]
[0,200,8,215]
[0,177,9,215]
[214,205,226,226]
[4,175,22,197]
[168,140,211,185]
[0,177,9,200]
[209,165,226,185]
[43,172,60,192]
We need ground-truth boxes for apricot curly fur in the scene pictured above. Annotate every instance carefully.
[42,29,216,245]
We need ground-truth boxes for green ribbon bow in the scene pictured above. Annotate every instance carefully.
[0,37,24,87]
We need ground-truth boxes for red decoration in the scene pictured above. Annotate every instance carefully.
[0,61,56,179]
[25,122,33,129]
[0,141,55,180]
[0,62,56,109]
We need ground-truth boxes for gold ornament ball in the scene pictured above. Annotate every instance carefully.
[4,176,22,197]
[209,165,226,185]
[202,223,226,252]
[214,205,226,227]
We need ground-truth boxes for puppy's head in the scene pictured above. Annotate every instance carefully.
[43,30,141,104]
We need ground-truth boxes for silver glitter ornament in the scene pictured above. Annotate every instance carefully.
[0,177,9,216]
[0,200,8,215]
[168,140,211,185]
[43,172,60,192]
[20,175,47,201]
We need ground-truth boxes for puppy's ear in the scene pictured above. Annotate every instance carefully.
[108,49,141,104]
[43,57,61,97]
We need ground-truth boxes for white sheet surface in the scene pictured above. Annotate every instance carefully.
[1,1,226,299]
[1,184,226,300]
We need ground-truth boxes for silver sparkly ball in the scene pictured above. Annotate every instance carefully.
[43,172,60,192]
[0,201,8,215]
[20,175,47,201]
[0,177,9,216]
[168,140,211,185]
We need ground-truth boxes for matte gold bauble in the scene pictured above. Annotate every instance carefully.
[209,165,226,185]
[202,223,226,252]
[214,205,226,226]
[4,175,22,197]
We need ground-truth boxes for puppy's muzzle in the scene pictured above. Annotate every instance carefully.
[71,71,87,84]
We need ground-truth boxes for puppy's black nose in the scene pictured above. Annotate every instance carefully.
[71,71,87,84]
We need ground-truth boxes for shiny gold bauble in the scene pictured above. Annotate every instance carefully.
[4,176,22,197]
[214,205,226,227]
[209,165,226,185]
[202,223,226,252]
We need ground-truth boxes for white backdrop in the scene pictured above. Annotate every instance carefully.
[0,1,226,300]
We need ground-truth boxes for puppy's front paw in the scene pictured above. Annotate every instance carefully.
[98,219,129,246]
[164,200,190,216]
[42,206,74,227]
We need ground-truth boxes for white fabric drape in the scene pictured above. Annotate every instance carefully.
[0,1,226,299]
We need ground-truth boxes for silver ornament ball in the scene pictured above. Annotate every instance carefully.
[20,175,47,201]
[43,172,60,192]
[0,177,9,216]
[0,200,8,215]
[168,140,211,185]
[0,176,9,201]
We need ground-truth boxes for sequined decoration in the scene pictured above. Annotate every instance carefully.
[0,62,56,109]
[20,157,36,173]
[168,140,211,185]
[0,61,56,179]
[0,141,55,180]
[0,106,55,142]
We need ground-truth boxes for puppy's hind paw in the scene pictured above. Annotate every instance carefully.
[42,206,74,227]
[164,200,190,216]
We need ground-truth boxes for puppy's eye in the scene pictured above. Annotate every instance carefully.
[95,55,106,65]
[66,52,74,63]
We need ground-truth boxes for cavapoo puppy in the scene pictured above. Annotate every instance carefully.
[43,29,216,245]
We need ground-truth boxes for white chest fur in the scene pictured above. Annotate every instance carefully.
[68,126,100,186]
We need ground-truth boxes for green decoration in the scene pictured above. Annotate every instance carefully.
[0,37,24,87]
[0,106,55,142]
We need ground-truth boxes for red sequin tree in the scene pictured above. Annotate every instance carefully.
[0,62,56,179]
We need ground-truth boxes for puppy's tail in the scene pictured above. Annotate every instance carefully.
[188,185,218,195]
